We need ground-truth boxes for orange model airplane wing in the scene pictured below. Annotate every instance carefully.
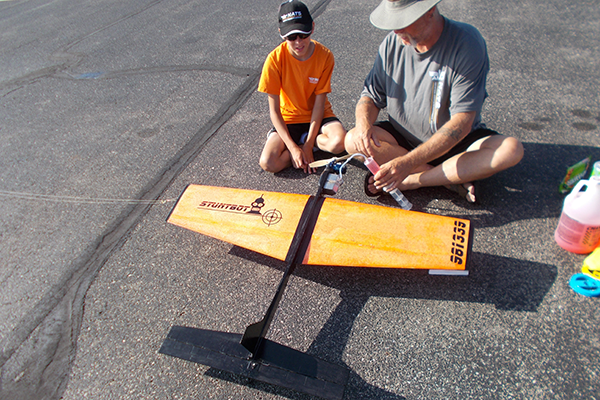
[167,185,471,271]
[167,184,308,262]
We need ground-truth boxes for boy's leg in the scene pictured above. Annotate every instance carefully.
[259,131,293,173]
[316,120,346,154]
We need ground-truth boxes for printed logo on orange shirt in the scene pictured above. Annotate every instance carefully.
[309,77,319,84]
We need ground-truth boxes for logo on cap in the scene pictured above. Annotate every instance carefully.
[281,11,303,23]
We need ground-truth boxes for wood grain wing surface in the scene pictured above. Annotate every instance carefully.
[167,185,309,261]
[168,185,470,270]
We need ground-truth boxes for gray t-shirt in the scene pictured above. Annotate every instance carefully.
[362,17,489,148]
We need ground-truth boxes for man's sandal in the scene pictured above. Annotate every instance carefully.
[364,172,383,197]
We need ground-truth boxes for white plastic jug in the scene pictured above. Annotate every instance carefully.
[555,176,600,254]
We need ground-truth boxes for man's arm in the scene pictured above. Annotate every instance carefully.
[350,96,382,157]
[374,111,476,190]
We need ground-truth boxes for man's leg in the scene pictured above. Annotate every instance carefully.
[399,135,524,201]
[345,125,432,195]
[316,121,347,154]
[346,126,523,201]
[259,131,292,173]
[344,125,412,161]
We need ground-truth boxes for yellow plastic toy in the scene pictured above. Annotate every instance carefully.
[582,247,600,281]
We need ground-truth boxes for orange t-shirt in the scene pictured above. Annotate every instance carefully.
[258,40,336,124]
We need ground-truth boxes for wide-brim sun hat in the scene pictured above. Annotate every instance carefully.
[370,0,442,30]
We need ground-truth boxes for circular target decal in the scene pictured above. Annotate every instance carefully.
[262,209,282,226]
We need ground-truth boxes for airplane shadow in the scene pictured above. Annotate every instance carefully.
[200,141,592,398]
[225,247,557,398]
[204,367,407,400]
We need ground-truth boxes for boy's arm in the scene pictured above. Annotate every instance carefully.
[267,94,309,172]
[302,93,327,172]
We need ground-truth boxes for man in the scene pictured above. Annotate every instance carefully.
[345,0,523,203]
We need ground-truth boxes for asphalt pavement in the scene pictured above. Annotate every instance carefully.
[1,0,599,399]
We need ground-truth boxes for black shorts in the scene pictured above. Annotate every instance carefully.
[375,121,499,166]
[268,116,340,145]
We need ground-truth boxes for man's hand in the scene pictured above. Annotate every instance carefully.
[352,96,382,158]
[373,156,412,191]
[351,124,382,158]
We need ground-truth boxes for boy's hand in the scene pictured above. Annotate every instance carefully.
[289,145,308,172]
[301,143,317,174]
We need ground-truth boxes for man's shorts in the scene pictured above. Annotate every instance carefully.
[375,121,499,166]
[268,116,340,145]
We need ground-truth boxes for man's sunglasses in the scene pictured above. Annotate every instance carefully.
[285,33,311,41]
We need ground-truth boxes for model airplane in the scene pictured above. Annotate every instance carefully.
[159,157,472,399]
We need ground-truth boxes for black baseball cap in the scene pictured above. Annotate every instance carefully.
[278,0,313,38]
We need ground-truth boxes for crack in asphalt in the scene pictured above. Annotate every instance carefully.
[0,70,261,400]
[0,0,332,398]
[0,3,262,400]
[0,0,165,94]
[63,64,256,80]
[0,59,255,97]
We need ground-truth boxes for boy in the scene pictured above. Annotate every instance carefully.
[258,0,346,174]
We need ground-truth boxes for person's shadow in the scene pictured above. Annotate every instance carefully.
[279,142,600,228]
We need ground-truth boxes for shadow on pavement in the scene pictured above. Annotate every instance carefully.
[223,247,556,398]
[184,141,597,398]
[276,143,600,229]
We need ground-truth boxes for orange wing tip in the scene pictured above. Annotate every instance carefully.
[167,185,310,261]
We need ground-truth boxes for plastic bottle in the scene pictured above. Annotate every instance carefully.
[554,170,600,254]
[363,157,412,210]
[591,161,600,179]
